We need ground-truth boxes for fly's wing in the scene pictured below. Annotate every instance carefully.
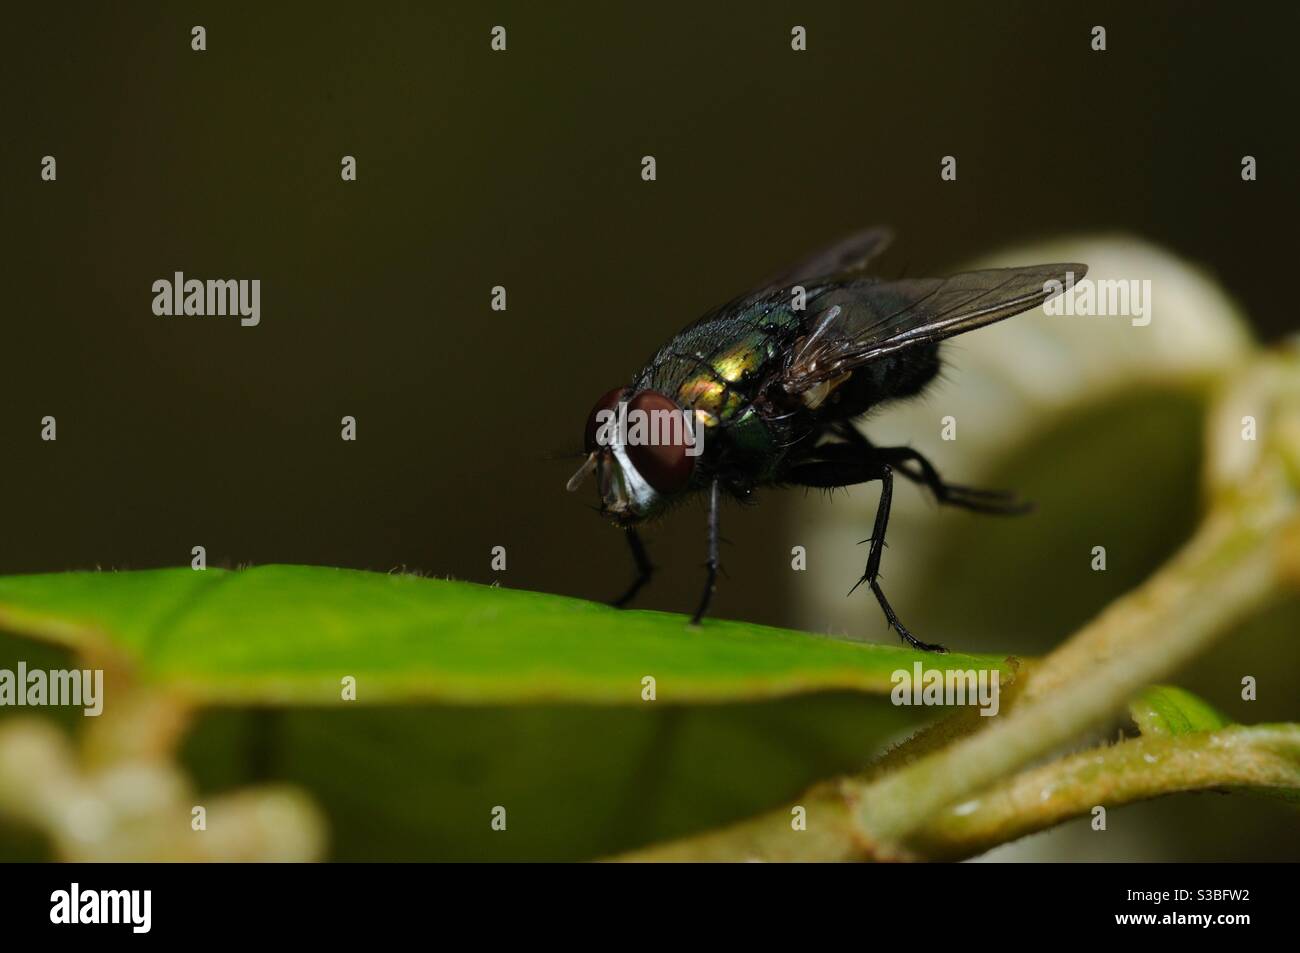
[782,263,1087,392]
[672,227,896,345]
[757,227,894,292]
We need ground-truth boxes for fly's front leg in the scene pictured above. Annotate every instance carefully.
[690,477,721,625]
[612,526,654,608]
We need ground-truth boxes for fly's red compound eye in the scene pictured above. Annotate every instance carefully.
[625,390,696,493]
[584,388,627,452]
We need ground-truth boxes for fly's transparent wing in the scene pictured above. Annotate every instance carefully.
[783,263,1087,392]
[758,226,894,292]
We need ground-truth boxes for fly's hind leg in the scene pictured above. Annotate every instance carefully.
[832,425,1031,515]
[787,457,945,653]
[848,465,946,653]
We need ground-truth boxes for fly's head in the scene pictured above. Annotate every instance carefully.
[566,387,699,524]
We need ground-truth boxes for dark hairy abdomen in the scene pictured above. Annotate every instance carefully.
[819,343,942,422]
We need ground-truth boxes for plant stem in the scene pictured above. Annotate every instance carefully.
[849,502,1285,854]
[910,724,1300,860]
[849,349,1300,854]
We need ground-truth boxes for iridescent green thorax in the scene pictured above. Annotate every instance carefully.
[632,294,808,481]
[676,339,761,424]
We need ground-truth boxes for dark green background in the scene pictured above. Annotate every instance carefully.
[2,2,1293,624]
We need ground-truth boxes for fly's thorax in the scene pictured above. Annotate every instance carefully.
[577,300,804,513]
[646,332,799,486]
[670,334,779,426]
[721,405,780,463]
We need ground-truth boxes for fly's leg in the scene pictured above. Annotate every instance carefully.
[788,458,946,653]
[690,477,721,625]
[878,447,1030,515]
[612,527,654,608]
[850,465,947,653]
[830,426,1030,516]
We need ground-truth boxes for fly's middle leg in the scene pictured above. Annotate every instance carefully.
[690,477,721,626]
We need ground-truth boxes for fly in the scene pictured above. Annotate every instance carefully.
[567,227,1086,652]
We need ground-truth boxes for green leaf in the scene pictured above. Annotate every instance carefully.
[0,565,1012,706]
[1130,685,1231,737]
[182,695,930,860]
